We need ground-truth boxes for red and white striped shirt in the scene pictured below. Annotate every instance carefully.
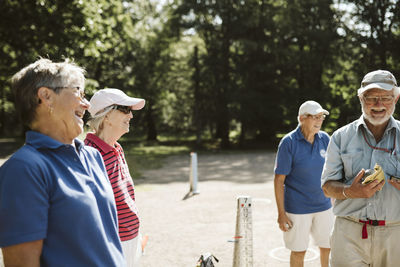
[85,133,139,241]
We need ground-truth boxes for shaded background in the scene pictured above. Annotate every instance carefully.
[1,1,400,265]
[1,0,400,149]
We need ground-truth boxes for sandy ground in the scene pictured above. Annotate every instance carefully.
[134,152,321,267]
[0,152,323,267]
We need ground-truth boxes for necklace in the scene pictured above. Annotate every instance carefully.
[361,127,396,155]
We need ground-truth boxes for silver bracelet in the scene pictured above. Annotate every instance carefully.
[342,187,349,199]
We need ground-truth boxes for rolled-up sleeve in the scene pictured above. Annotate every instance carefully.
[321,132,344,186]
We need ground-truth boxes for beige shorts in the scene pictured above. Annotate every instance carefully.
[283,208,334,251]
[330,216,400,267]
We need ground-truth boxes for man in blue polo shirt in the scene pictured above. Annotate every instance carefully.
[274,100,333,267]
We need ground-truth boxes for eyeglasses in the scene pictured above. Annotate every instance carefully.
[49,86,86,101]
[363,95,394,104]
[307,114,326,120]
[113,105,132,114]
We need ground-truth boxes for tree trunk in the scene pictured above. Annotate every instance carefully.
[145,102,158,141]
[192,46,202,146]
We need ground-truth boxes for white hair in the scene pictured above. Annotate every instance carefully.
[297,114,307,125]
[86,106,114,133]
[394,86,400,97]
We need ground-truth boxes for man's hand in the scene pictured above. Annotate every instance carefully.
[388,177,400,190]
[277,213,293,232]
[346,169,385,198]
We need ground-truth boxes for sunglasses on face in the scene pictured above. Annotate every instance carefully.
[113,105,132,114]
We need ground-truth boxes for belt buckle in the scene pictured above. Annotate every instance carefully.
[371,220,379,226]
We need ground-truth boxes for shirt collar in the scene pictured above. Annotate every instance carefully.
[294,125,322,141]
[26,130,84,151]
[386,116,400,133]
[85,132,117,153]
[356,115,399,135]
[74,138,85,152]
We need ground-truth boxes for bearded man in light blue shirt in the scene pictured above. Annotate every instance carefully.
[322,70,400,266]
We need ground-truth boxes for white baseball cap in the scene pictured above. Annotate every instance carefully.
[88,88,145,116]
[298,100,329,116]
[357,70,398,95]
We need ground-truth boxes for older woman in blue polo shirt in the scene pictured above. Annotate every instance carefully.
[274,100,334,267]
[0,59,125,266]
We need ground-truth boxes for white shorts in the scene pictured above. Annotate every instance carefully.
[121,232,142,267]
[283,208,334,251]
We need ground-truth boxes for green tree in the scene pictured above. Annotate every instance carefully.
[230,0,282,144]
[331,0,400,126]
[0,0,86,134]
[0,0,153,137]
[173,0,245,148]
[275,0,339,130]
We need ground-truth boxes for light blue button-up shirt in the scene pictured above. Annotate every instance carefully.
[322,116,400,221]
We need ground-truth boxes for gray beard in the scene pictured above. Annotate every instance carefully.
[361,104,394,126]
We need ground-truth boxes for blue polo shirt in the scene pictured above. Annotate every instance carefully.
[0,131,125,267]
[274,126,331,214]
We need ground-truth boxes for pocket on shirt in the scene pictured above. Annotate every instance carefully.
[341,151,363,181]
[382,153,400,177]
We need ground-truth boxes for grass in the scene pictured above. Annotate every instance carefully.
[122,142,191,178]
[119,135,277,179]
[0,135,191,179]
[1,131,277,180]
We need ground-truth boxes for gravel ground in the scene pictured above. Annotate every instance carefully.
[0,151,322,267]
[135,152,321,267]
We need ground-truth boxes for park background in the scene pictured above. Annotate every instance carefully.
[1,0,400,266]
[1,0,400,148]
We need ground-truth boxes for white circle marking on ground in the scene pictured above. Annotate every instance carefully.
[268,246,319,262]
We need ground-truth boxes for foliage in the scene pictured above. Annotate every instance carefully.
[1,0,400,148]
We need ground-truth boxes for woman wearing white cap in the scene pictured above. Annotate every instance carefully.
[85,88,145,267]
[273,100,334,267]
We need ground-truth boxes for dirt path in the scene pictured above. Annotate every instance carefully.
[135,152,321,267]
[0,151,322,267]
